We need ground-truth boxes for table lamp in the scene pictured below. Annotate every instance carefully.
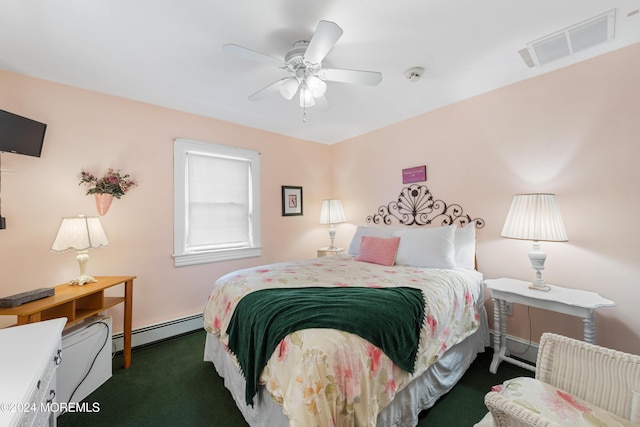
[320,199,346,249]
[51,215,109,285]
[501,194,568,291]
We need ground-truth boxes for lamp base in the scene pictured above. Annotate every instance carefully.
[528,242,550,292]
[328,226,337,250]
[70,275,98,286]
[71,250,97,286]
[529,282,551,292]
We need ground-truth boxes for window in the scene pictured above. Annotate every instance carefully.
[173,138,261,267]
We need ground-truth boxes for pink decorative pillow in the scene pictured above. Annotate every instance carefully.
[355,236,401,266]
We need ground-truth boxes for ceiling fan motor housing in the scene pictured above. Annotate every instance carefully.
[285,41,310,65]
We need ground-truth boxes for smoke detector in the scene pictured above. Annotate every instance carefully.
[404,67,424,82]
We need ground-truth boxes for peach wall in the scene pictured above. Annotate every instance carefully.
[0,71,332,332]
[2,43,639,356]
[331,43,640,355]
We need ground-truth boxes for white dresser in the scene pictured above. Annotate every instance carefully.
[0,318,66,427]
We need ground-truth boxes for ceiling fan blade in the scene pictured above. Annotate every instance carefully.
[248,78,289,101]
[223,44,285,68]
[303,20,343,66]
[319,68,383,86]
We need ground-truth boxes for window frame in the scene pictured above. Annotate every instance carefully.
[173,138,261,267]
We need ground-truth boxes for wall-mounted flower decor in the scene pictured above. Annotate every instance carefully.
[79,168,137,215]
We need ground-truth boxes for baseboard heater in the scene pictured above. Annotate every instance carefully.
[112,313,204,353]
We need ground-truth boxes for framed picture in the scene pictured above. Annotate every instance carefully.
[282,186,303,216]
[402,165,427,184]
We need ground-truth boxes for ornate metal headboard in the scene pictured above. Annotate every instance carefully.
[366,184,485,229]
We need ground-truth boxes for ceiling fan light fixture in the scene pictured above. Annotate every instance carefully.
[299,84,315,107]
[279,77,299,100]
[306,75,327,98]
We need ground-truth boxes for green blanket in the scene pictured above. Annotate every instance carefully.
[225,286,425,406]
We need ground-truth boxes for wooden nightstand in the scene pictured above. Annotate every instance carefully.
[485,277,615,374]
[317,247,344,257]
[0,276,135,368]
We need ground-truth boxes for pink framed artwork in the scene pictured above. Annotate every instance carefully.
[402,166,427,184]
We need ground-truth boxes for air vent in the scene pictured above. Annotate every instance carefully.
[519,9,615,68]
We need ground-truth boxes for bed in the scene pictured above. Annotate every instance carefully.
[203,185,489,426]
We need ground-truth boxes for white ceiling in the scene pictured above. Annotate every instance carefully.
[1,1,639,144]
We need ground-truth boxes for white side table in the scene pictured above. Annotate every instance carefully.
[485,278,615,374]
[317,247,344,257]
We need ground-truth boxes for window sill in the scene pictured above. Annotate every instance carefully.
[173,246,262,267]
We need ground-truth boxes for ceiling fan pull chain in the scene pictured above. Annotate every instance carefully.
[302,106,307,123]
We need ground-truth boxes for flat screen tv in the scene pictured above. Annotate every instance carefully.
[0,110,47,157]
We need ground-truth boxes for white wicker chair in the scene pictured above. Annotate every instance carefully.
[482,333,640,427]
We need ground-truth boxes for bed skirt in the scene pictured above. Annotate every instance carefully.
[203,300,489,427]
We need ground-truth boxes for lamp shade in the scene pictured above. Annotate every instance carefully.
[299,83,316,108]
[501,194,568,242]
[51,216,109,252]
[320,199,346,225]
[306,75,327,98]
[279,77,299,100]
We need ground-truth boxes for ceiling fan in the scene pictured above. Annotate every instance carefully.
[223,20,383,113]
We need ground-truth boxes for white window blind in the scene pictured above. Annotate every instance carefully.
[174,139,261,266]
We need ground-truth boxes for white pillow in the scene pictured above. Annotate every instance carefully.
[347,226,397,255]
[393,225,456,269]
[454,221,476,269]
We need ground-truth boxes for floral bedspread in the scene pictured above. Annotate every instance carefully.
[203,254,481,427]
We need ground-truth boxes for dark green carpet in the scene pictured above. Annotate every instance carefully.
[58,330,532,427]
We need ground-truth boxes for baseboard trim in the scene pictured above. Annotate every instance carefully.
[112,313,204,352]
[489,330,539,365]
